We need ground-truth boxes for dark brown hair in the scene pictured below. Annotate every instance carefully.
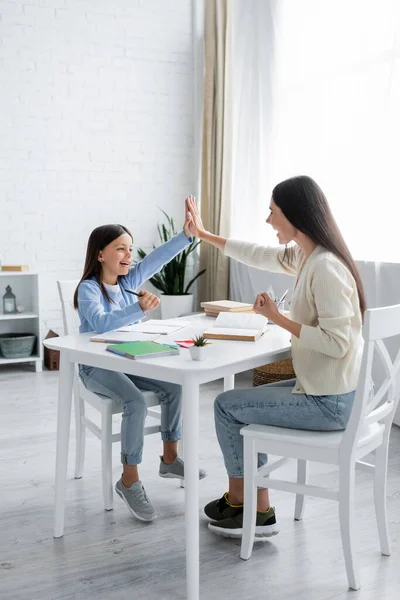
[73,224,133,309]
[272,176,366,316]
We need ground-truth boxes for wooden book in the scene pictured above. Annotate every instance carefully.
[201,300,254,313]
[1,265,29,272]
[203,312,268,342]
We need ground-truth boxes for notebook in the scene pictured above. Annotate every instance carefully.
[106,341,180,360]
[203,312,268,342]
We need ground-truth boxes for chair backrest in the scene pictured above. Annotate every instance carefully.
[343,303,400,451]
[57,280,81,335]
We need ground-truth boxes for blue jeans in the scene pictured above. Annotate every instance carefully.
[214,379,355,478]
[79,366,182,465]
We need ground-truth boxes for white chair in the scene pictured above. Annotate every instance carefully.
[240,304,400,590]
[57,280,162,511]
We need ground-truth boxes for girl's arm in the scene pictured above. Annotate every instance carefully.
[126,230,191,291]
[78,280,146,333]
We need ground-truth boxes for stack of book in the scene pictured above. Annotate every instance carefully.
[200,300,254,318]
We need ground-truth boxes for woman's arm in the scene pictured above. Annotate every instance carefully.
[297,258,355,358]
[186,196,227,250]
[185,195,297,275]
[253,293,302,338]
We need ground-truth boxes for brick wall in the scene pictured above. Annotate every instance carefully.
[0,0,194,336]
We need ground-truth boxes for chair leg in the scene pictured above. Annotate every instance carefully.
[338,462,360,590]
[240,437,258,560]
[74,380,85,480]
[373,445,391,556]
[101,405,114,511]
[294,459,307,521]
[180,428,185,489]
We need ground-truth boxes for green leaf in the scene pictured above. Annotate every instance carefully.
[184,268,206,293]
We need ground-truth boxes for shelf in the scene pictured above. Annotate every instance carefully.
[0,312,39,321]
[0,354,41,366]
[0,272,36,276]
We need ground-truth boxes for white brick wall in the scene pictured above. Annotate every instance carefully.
[0,0,194,337]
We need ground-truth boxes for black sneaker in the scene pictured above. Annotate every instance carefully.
[206,496,278,539]
[204,492,242,521]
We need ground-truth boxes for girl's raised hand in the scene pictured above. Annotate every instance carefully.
[185,195,206,239]
[138,290,160,313]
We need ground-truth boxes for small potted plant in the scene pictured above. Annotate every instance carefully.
[189,335,211,361]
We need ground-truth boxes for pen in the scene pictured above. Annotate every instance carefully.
[276,289,289,308]
[125,289,143,297]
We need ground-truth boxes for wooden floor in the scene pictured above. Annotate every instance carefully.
[0,364,399,600]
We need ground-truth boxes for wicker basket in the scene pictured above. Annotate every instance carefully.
[253,357,295,387]
[0,333,36,359]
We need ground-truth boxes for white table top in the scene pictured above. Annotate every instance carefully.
[44,315,291,384]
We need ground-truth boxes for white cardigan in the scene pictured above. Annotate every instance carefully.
[224,240,364,395]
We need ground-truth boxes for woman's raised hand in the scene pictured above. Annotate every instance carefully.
[138,290,160,313]
[185,195,206,239]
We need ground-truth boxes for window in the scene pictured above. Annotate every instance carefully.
[230,0,400,261]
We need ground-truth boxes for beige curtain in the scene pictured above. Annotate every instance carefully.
[199,0,233,303]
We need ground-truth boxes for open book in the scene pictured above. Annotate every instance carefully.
[117,319,192,335]
[90,319,192,343]
[203,312,268,342]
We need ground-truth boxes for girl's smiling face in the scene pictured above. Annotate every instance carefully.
[98,233,133,284]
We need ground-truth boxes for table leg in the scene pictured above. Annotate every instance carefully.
[182,377,200,600]
[224,374,235,391]
[53,353,74,538]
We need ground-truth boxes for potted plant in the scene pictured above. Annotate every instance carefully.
[137,210,206,318]
[189,335,211,361]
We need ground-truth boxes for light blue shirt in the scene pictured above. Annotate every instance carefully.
[77,231,191,334]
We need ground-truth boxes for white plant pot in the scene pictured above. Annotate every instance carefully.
[160,294,194,319]
[189,345,208,361]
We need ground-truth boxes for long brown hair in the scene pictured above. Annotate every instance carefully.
[73,224,133,309]
[272,176,366,316]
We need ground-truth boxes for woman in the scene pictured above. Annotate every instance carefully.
[185,176,365,538]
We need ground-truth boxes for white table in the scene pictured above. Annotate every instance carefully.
[44,315,291,600]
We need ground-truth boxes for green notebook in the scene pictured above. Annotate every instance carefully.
[106,340,180,360]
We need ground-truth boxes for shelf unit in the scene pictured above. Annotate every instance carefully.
[0,272,42,371]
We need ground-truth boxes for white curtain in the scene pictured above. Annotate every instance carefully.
[229,0,400,262]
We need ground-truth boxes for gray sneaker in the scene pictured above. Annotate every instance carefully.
[115,478,156,522]
[159,455,206,480]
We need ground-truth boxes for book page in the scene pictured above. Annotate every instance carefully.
[212,312,267,331]
[118,319,192,335]
[91,331,157,343]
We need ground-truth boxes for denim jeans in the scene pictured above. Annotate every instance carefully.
[79,366,182,465]
[214,379,355,478]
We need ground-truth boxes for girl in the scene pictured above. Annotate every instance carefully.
[74,209,205,523]
[185,176,366,538]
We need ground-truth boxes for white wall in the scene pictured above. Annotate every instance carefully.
[0,0,194,336]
